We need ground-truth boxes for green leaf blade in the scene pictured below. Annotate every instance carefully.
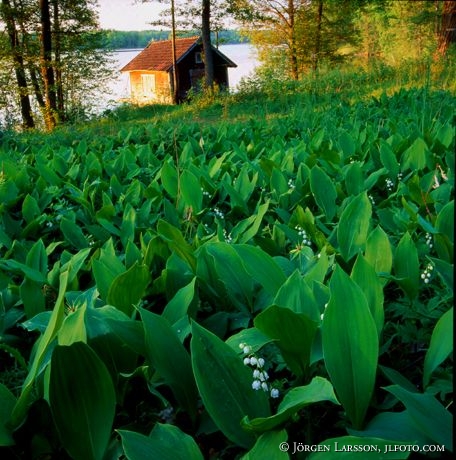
[322,267,379,429]
[191,321,270,448]
[49,342,116,460]
[337,192,372,262]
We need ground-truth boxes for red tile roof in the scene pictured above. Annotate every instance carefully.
[121,36,200,72]
[120,36,236,72]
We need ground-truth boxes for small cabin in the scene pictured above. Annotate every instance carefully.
[120,36,237,104]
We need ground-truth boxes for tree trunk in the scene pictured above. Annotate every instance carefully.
[53,0,65,121]
[29,64,45,110]
[40,0,57,130]
[170,0,178,103]
[435,0,456,58]
[288,0,298,80]
[201,0,214,89]
[313,0,323,73]
[1,0,35,129]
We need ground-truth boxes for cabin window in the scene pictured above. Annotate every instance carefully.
[195,52,203,64]
[141,74,156,96]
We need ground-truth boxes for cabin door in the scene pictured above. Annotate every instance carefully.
[189,68,205,90]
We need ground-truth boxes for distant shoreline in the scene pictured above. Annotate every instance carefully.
[99,29,248,50]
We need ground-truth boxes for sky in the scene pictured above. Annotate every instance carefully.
[97,0,165,31]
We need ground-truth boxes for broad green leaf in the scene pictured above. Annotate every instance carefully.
[304,247,330,284]
[270,168,288,196]
[379,141,399,178]
[157,220,196,272]
[393,232,419,300]
[339,131,356,159]
[348,411,433,445]
[160,160,178,198]
[124,178,142,205]
[379,365,418,393]
[61,247,91,284]
[344,162,364,196]
[310,165,337,221]
[36,158,61,185]
[434,122,454,148]
[107,262,150,316]
[10,270,69,428]
[241,430,288,460]
[364,226,392,283]
[0,259,47,284]
[180,169,203,213]
[49,342,116,460]
[223,179,249,214]
[17,238,48,320]
[191,321,270,448]
[233,244,286,297]
[104,315,145,357]
[337,192,371,262]
[429,257,453,290]
[86,307,140,379]
[364,167,387,191]
[310,128,325,152]
[351,255,384,335]
[255,305,318,377]
[401,137,428,171]
[385,385,453,451]
[225,327,274,353]
[309,436,411,459]
[26,239,47,275]
[322,267,378,429]
[22,194,41,224]
[162,277,197,324]
[119,424,203,460]
[434,200,454,263]
[120,203,136,248]
[0,383,16,446]
[423,308,453,387]
[237,166,258,202]
[238,200,270,244]
[21,311,52,333]
[0,178,19,205]
[97,217,121,236]
[242,377,338,433]
[273,270,320,322]
[205,243,253,313]
[208,151,229,178]
[141,309,198,420]
[58,304,87,346]
[92,240,125,301]
[20,278,45,320]
[60,217,88,250]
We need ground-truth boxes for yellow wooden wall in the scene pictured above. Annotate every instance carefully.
[127,71,172,104]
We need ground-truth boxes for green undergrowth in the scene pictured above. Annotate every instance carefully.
[0,66,454,459]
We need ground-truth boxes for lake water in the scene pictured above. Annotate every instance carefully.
[106,43,259,106]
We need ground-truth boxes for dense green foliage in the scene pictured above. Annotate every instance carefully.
[100,29,245,50]
[0,0,111,130]
[235,0,455,79]
[0,69,454,459]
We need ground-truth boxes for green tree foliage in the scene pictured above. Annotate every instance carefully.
[101,30,171,49]
[1,0,35,129]
[229,0,361,79]
[0,0,112,130]
[98,29,244,50]
[231,0,454,78]
[355,0,443,66]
